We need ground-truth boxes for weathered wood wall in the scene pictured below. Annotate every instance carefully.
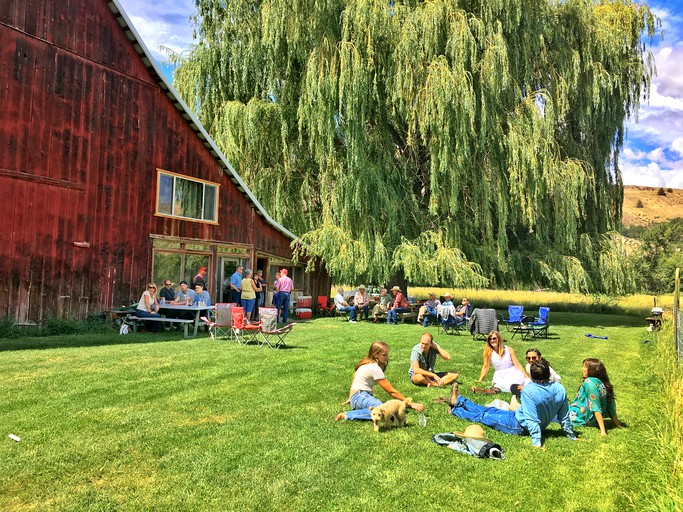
[0,0,329,322]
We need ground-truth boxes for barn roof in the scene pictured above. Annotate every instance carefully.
[106,0,296,241]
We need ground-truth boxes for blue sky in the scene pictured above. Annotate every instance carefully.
[118,0,683,189]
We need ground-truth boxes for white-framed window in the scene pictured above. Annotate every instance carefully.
[156,168,219,223]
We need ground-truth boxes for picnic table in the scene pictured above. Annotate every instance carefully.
[119,303,212,338]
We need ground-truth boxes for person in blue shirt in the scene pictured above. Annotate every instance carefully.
[445,359,576,448]
[229,266,243,305]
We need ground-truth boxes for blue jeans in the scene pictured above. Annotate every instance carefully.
[387,308,409,324]
[278,291,291,323]
[345,391,383,421]
[422,305,437,327]
[356,305,369,320]
[338,305,357,321]
[242,298,256,319]
[232,291,242,306]
[136,309,161,332]
[450,395,525,436]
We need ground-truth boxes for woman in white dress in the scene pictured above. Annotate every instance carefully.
[472,331,529,394]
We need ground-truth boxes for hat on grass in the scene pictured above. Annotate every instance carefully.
[453,424,491,442]
[391,286,401,292]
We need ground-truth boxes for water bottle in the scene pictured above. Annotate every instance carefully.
[418,413,427,427]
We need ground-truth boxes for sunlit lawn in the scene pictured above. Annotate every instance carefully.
[0,311,666,511]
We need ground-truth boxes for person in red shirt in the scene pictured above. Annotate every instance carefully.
[386,286,409,324]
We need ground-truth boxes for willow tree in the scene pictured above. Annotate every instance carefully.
[172,0,658,293]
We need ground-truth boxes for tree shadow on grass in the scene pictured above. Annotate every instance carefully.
[0,331,207,352]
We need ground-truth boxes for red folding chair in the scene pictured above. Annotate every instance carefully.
[317,296,335,317]
[231,307,260,345]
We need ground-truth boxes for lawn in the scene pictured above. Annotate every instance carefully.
[0,312,668,511]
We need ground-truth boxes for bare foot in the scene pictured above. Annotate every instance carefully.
[448,382,460,407]
[335,412,346,422]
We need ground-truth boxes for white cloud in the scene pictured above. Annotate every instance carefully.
[118,0,196,61]
[672,137,683,156]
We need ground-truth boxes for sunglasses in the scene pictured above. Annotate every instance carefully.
[488,337,498,341]
[148,286,156,290]
[526,355,539,362]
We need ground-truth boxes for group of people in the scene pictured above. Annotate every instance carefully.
[337,332,622,447]
[135,279,211,332]
[221,266,295,323]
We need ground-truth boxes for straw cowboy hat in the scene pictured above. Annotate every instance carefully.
[444,292,453,299]
[453,424,491,442]
[359,284,366,289]
[391,286,401,292]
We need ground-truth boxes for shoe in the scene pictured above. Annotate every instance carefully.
[349,320,357,323]
[470,386,500,395]
[372,318,378,323]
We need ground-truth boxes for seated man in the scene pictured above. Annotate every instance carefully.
[371,287,392,322]
[456,297,471,319]
[417,293,441,327]
[386,286,409,325]
[409,333,459,387]
[334,287,357,323]
[353,285,370,321]
[445,359,576,448]
[159,279,176,303]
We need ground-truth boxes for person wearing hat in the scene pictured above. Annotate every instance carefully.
[192,266,207,289]
[441,293,454,307]
[409,332,460,387]
[277,268,294,323]
[417,292,441,327]
[386,286,409,325]
[353,285,370,321]
[444,359,577,448]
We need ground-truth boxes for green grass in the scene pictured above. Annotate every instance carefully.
[0,313,673,511]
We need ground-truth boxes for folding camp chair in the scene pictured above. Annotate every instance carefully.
[231,306,260,345]
[259,322,297,349]
[527,307,550,339]
[201,302,235,341]
[436,304,465,335]
[499,305,524,331]
[317,296,335,317]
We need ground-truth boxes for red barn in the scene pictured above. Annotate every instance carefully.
[0,0,329,323]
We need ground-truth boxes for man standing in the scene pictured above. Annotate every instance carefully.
[229,265,243,305]
[334,287,357,323]
[446,359,577,448]
[409,333,460,387]
[192,267,207,289]
[277,268,293,323]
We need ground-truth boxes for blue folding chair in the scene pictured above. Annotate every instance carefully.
[527,307,550,338]
[499,305,524,331]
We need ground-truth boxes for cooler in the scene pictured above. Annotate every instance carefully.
[295,308,313,319]
[297,295,313,308]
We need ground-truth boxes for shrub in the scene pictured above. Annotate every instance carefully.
[657,187,667,196]
[44,317,82,336]
[667,188,673,193]
[636,199,644,208]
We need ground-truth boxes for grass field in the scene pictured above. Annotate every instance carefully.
[0,312,675,511]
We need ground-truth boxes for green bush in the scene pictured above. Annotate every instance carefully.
[657,187,667,196]
[45,317,82,336]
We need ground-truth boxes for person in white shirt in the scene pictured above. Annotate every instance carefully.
[336,341,425,421]
[334,287,358,322]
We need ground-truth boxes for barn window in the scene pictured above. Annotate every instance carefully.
[156,169,219,223]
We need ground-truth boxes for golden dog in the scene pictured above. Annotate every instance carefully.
[369,398,412,432]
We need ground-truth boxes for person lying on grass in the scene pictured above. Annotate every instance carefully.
[569,358,623,436]
[409,332,460,387]
[336,341,425,421]
[443,359,576,448]
[471,331,530,395]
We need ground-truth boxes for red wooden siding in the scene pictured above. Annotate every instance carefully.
[0,0,329,322]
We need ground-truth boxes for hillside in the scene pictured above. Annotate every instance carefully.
[622,185,683,227]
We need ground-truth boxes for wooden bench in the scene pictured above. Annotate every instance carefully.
[126,316,195,338]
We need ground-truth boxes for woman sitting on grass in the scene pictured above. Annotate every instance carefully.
[471,331,529,395]
[336,341,425,421]
[569,358,622,435]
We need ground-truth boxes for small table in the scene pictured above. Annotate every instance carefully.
[157,303,211,338]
